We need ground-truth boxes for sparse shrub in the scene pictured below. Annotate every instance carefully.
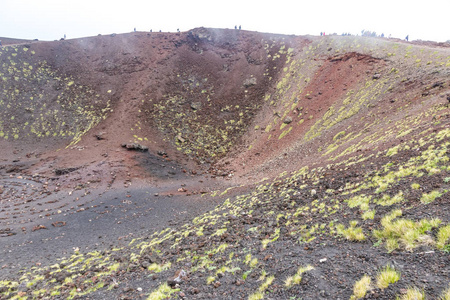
[350,275,371,299]
[376,265,400,289]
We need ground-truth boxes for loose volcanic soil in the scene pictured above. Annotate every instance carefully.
[0,28,449,299]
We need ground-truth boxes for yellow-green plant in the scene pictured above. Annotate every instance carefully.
[285,265,314,288]
[374,210,441,252]
[350,275,371,300]
[420,190,443,204]
[396,287,425,300]
[440,284,450,300]
[376,264,400,289]
[147,283,179,300]
[436,225,450,249]
[249,275,275,300]
[336,221,365,241]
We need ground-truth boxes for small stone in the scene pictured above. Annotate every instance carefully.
[283,116,292,124]
[373,73,381,79]
[190,102,202,110]
[177,134,185,143]
[243,77,257,87]
[319,258,327,263]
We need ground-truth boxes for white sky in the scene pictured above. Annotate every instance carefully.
[0,0,449,42]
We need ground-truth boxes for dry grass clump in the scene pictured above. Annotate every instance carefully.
[373,209,441,252]
[396,287,425,300]
[350,275,371,300]
[284,265,314,288]
[436,224,450,249]
[440,284,450,300]
[249,275,275,300]
[376,264,400,289]
[336,221,366,241]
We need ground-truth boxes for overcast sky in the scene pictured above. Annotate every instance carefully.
[1,0,449,42]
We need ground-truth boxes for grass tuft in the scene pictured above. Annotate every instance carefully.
[420,190,442,204]
[440,284,450,300]
[336,221,365,241]
[436,225,450,249]
[374,210,441,252]
[350,275,371,300]
[396,287,425,300]
[147,283,179,300]
[376,264,400,289]
[285,265,314,288]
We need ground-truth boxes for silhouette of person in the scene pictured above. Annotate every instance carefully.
[235,25,237,29]
[239,25,241,30]
[150,29,152,32]
[134,28,136,32]
[64,34,66,39]
[177,28,180,32]
[405,35,409,41]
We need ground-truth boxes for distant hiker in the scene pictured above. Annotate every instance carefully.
[235,25,237,29]
[177,28,180,32]
[150,29,152,32]
[405,35,409,41]
[64,34,66,39]
[381,33,384,38]
[134,27,136,32]
[159,30,162,32]
[239,25,241,30]
[320,32,323,36]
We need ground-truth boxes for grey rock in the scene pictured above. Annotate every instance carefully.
[243,77,257,87]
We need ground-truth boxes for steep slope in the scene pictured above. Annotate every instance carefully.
[0,28,449,299]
